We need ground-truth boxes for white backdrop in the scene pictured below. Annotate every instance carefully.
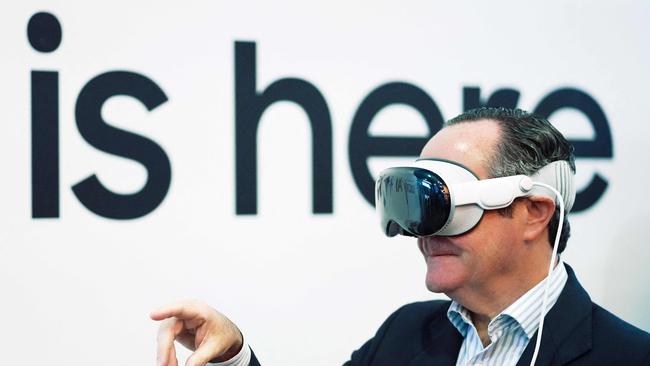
[1,1,649,365]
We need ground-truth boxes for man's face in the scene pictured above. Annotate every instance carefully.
[418,119,528,298]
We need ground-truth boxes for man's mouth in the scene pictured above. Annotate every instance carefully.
[420,238,461,257]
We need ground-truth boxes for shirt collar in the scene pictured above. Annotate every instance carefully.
[447,260,569,339]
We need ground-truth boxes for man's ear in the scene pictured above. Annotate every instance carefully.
[522,196,556,242]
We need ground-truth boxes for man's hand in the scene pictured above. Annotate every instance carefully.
[150,300,244,366]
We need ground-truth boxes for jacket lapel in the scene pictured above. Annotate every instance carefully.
[516,264,593,366]
[407,303,463,366]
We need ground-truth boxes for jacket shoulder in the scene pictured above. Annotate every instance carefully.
[344,300,452,366]
[591,302,650,342]
[366,299,451,343]
[586,302,650,364]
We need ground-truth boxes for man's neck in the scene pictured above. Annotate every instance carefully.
[449,254,558,346]
[470,312,493,347]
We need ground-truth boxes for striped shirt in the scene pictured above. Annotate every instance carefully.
[447,261,568,366]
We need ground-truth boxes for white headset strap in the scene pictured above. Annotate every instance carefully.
[529,161,576,212]
[452,161,574,212]
[451,175,534,210]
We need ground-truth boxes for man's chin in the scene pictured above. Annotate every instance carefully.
[424,267,464,294]
[425,280,458,294]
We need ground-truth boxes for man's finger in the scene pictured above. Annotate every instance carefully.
[184,339,222,366]
[151,301,202,321]
[156,318,184,366]
[169,342,178,366]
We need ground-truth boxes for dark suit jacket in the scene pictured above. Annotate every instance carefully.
[343,265,650,365]
[249,265,650,365]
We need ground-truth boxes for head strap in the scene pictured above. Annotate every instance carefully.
[529,161,576,213]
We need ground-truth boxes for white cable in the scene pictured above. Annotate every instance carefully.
[528,182,565,366]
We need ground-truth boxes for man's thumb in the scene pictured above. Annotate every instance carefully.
[184,341,221,366]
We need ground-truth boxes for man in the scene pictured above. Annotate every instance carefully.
[151,108,650,366]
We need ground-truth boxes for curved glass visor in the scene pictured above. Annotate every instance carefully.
[376,167,451,237]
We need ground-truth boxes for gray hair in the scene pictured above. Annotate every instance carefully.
[445,107,576,253]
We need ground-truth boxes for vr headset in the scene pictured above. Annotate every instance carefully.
[375,159,576,237]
